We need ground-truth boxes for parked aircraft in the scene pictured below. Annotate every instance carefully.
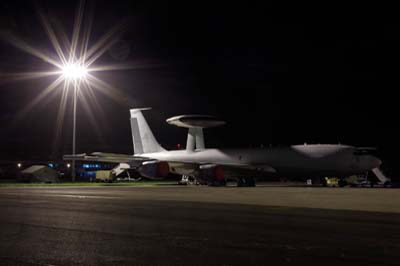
[64,108,388,186]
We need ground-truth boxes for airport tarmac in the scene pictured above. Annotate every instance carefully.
[0,186,399,265]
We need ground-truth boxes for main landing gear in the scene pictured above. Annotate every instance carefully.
[237,177,256,187]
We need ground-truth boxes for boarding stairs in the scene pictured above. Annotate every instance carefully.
[372,168,391,184]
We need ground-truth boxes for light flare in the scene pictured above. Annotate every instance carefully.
[0,0,152,155]
[62,63,88,80]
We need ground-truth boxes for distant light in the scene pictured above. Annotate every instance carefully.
[17,163,22,168]
[83,163,101,169]
[67,163,71,168]
[62,63,87,80]
[177,143,181,149]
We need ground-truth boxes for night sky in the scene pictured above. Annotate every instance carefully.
[0,2,398,173]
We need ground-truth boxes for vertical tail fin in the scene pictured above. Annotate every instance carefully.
[130,108,166,155]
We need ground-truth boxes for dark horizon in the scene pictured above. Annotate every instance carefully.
[0,1,398,174]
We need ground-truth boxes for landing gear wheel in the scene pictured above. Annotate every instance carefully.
[237,177,255,187]
[208,180,226,187]
[237,178,245,187]
[247,178,256,187]
[338,180,347,187]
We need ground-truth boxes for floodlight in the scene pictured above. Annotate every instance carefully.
[62,63,87,80]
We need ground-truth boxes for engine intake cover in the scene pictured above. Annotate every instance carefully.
[138,161,169,179]
[199,164,225,181]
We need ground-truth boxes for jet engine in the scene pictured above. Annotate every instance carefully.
[198,164,225,185]
[137,161,169,179]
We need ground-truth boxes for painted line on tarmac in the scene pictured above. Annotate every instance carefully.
[0,192,118,199]
[47,194,118,199]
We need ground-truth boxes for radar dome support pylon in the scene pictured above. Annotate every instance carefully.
[166,115,226,152]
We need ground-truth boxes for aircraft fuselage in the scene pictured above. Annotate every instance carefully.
[141,144,381,178]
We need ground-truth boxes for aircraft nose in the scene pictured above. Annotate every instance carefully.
[374,157,382,168]
[368,156,382,169]
[358,155,382,170]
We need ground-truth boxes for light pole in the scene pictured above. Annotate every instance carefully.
[71,82,77,182]
[62,63,87,181]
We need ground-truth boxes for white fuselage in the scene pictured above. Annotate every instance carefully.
[139,144,381,178]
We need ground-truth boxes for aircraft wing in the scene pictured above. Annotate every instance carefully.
[205,162,276,173]
[63,153,277,178]
[63,153,173,180]
[63,153,150,166]
[166,160,277,177]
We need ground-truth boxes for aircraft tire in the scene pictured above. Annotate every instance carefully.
[237,177,255,187]
[247,178,256,187]
[237,178,246,187]
[338,180,347,187]
[208,180,226,187]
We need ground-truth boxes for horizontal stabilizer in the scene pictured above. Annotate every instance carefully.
[63,153,87,159]
[91,152,132,158]
[63,153,149,166]
[130,107,152,114]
